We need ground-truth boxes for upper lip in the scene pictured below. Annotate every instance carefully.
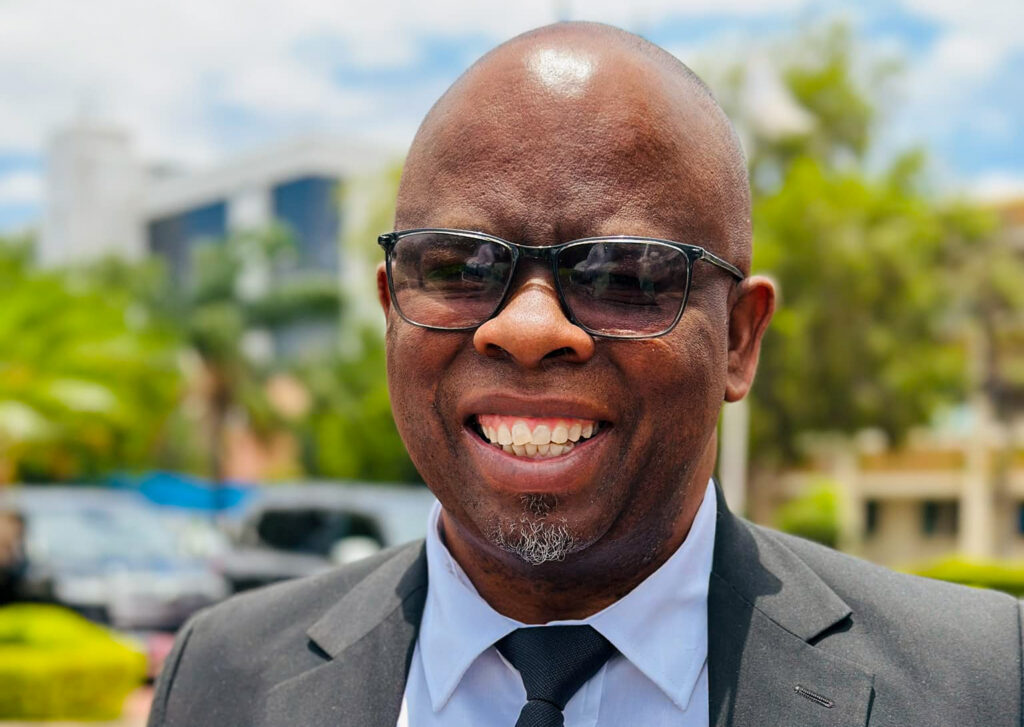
[457,391,615,425]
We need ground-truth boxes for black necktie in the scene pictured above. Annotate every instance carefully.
[496,625,617,727]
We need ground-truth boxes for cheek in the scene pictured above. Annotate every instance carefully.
[385,325,459,452]
[615,314,727,461]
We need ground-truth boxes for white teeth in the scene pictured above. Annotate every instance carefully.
[512,421,532,446]
[478,416,599,457]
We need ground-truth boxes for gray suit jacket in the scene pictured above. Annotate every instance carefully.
[148,491,1023,726]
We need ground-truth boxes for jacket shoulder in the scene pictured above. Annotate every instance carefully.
[751,523,1022,726]
[761,523,1018,615]
[147,540,426,726]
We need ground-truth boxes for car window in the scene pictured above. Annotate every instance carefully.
[255,508,384,557]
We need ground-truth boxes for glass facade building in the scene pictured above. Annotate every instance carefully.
[148,201,228,281]
[272,176,340,271]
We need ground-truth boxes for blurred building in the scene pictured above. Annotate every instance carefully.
[144,135,387,282]
[40,119,393,359]
[751,199,1024,567]
[43,120,389,272]
[41,122,146,265]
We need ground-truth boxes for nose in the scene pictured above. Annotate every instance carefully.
[473,275,595,367]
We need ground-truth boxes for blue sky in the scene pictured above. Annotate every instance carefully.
[0,0,1021,232]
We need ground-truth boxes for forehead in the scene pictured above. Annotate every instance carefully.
[397,43,744,250]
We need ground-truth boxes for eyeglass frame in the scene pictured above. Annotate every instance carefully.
[377,228,745,340]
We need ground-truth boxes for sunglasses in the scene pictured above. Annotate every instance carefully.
[378,228,744,339]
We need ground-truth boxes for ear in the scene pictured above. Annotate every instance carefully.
[376,262,392,318]
[725,275,775,402]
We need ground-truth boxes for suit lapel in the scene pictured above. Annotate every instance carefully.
[263,491,877,727]
[263,543,428,727]
[708,488,875,727]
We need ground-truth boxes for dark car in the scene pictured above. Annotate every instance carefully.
[0,487,230,630]
[219,482,436,592]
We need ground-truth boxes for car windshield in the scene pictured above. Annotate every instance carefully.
[27,506,182,565]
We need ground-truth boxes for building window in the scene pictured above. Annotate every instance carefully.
[864,500,880,536]
[148,200,228,281]
[271,176,341,271]
[921,500,958,537]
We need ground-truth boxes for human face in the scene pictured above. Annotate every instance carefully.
[381,42,758,574]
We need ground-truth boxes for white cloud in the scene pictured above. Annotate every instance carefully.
[0,0,812,165]
[899,0,1024,90]
[0,170,43,205]
[970,171,1024,202]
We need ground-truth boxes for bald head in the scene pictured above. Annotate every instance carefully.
[397,21,752,270]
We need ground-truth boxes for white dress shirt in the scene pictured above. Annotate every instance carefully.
[397,480,716,727]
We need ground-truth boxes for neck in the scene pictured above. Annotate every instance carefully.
[441,456,714,624]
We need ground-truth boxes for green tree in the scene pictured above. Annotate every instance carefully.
[298,328,419,482]
[0,237,181,483]
[716,24,993,463]
[750,154,968,461]
[294,161,419,482]
[163,226,341,480]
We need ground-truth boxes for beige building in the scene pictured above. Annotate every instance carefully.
[749,426,1024,568]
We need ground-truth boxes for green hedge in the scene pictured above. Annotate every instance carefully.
[775,481,840,548]
[0,603,147,720]
[909,558,1024,597]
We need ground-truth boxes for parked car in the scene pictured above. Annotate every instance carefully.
[0,487,230,631]
[218,482,436,592]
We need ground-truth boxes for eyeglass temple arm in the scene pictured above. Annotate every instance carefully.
[699,249,745,281]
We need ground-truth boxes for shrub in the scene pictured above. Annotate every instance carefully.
[775,481,840,548]
[910,558,1024,597]
[0,603,147,720]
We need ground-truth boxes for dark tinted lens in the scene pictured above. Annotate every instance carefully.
[390,232,514,328]
[557,241,690,336]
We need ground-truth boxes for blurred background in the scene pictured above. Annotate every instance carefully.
[0,0,1022,722]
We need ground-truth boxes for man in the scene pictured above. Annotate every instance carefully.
[148,22,1022,727]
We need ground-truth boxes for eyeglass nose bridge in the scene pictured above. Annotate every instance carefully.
[500,243,579,325]
[515,245,557,261]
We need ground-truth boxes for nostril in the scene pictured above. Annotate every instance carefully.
[543,347,575,361]
[482,343,510,359]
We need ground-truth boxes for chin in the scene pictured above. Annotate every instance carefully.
[482,492,606,567]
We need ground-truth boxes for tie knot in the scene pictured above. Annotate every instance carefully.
[496,625,617,710]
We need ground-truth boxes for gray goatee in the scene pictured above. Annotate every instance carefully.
[490,494,577,566]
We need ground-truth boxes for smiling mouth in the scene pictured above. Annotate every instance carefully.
[470,414,606,459]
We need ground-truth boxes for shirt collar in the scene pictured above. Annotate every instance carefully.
[418,480,717,713]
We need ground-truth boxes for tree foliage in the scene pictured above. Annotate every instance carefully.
[0,238,181,483]
[738,24,998,463]
[775,480,840,548]
[160,226,342,479]
[750,155,969,461]
[295,161,419,482]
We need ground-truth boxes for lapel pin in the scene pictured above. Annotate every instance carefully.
[794,684,835,709]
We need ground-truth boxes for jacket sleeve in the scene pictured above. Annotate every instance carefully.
[146,612,201,727]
